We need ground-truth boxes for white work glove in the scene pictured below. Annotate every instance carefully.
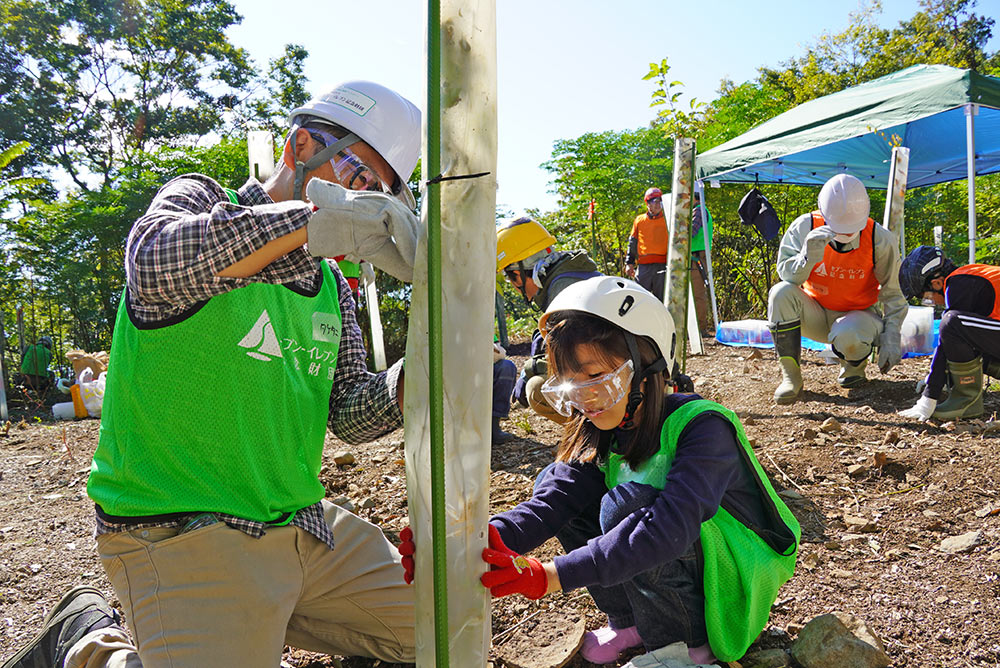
[359,260,376,288]
[306,179,420,282]
[878,329,902,373]
[804,225,837,264]
[493,342,506,363]
[898,395,937,421]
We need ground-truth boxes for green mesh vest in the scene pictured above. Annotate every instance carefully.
[89,261,342,523]
[600,399,800,661]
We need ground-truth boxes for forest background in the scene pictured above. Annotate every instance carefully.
[1,0,999,377]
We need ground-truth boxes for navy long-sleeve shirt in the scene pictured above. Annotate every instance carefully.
[490,394,768,592]
[923,273,999,399]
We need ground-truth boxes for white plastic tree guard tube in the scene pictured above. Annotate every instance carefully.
[247,130,275,182]
[364,273,387,371]
[882,146,909,256]
[664,138,696,360]
[404,1,497,666]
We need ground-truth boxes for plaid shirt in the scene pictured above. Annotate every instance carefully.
[96,174,404,549]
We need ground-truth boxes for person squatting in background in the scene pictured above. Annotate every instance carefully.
[767,174,906,405]
[897,245,1000,421]
[496,216,602,424]
[477,276,800,665]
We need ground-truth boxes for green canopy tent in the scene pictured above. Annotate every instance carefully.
[696,64,1000,262]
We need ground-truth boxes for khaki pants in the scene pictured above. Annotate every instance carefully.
[526,375,570,425]
[67,501,414,668]
[767,280,883,361]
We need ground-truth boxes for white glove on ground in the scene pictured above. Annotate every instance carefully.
[878,330,902,373]
[306,179,420,282]
[898,395,937,421]
[804,225,837,264]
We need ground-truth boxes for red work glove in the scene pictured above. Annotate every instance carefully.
[480,524,548,600]
[397,526,415,584]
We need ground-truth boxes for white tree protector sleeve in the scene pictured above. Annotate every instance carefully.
[404,1,496,665]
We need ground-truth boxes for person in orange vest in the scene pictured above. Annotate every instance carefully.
[897,246,1000,421]
[624,187,668,300]
[767,174,906,404]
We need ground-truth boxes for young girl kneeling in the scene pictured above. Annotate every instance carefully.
[481,277,800,664]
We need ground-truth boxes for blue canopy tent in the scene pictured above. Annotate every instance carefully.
[696,64,1000,261]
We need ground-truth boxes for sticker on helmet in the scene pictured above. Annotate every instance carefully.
[323,86,376,117]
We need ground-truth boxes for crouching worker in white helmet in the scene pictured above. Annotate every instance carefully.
[1,82,419,668]
[767,174,907,405]
[476,277,800,665]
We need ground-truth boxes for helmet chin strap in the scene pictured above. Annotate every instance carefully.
[290,126,362,200]
[513,262,538,308]
[618,332,668,429]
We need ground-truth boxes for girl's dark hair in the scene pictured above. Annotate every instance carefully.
[544,310,667,469]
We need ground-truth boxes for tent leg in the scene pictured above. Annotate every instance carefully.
[695,180,719,333]
[966,103,978,264]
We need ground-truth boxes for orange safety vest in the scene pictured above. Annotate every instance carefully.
[630,212,668,264]
[946,264,1000,320]
[802,213,880,312]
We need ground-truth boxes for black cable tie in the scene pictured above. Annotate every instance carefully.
[425,171,491,185]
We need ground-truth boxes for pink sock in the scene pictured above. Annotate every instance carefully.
[580,625,643,664]
[688,642,716,664]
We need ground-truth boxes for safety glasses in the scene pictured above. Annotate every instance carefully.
[308,128,393,195]
[541,359,634,418]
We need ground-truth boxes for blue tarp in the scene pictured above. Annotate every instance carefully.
[715,319,940,358]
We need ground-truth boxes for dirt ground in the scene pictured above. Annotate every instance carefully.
[2,339,999,667]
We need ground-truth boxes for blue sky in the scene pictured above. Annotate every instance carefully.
[226,0,999,216]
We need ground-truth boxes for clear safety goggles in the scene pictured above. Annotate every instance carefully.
[308,128,393,195]
[541,359,634,418]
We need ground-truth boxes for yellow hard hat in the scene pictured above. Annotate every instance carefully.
[496,217,556,273]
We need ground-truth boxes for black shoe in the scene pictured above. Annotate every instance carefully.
[491,416,515,444]
[2,586,123,668]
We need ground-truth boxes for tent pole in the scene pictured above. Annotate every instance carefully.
[694,180,719,332]
[965,103,978,263]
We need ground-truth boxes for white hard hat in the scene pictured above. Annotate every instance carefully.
[818,174,870,234]
[539,276,676,375]
[289,81,421,206]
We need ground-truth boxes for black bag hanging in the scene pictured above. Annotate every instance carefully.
[737,177,781,241]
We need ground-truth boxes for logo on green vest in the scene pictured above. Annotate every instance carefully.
[238,310,284,361]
